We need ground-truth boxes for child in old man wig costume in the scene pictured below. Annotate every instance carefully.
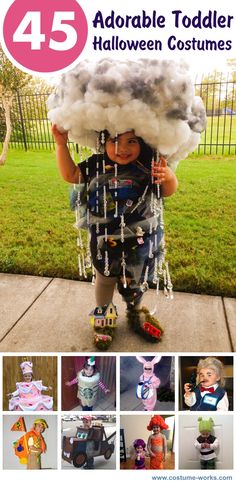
[184,357,229,411]
[65,356,110,410]
[8,361,53,411]
[147,415,169,469]
[48,58,206,350]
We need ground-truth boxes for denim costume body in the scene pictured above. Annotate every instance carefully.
[79,155,164,307]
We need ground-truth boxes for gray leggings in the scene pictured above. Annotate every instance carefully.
[95,270,117,306]
[95,270,143,309]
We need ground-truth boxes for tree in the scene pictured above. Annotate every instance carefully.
[195,70,224,116]
[226,58,236,82]
[0,47,31,164]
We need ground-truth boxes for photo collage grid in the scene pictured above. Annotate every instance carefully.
[0,352,234,471]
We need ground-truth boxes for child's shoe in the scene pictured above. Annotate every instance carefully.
[89,302,118,350]
[126,306,163,343]
[93,331,114,351]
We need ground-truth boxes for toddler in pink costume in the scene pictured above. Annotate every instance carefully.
[136,356,161,411]
[8,361,53,411]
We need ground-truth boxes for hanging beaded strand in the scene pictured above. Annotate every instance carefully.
[75,165,83,251]
[95,135,100,216]
[140,149,160,294]
[100,131,110,277]
[115,133,127,289]
[95,133,102,260]
[72,144,84,278]
[153,148,162,297]
[154,150,174,300]
[150,149,163,312]
[114,134,119,218]
[114,162,118,218]
[158,156,173,299]
[104,228,110,276]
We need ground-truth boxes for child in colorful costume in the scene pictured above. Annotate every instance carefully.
[184,357,229,411]
[8,361,53,411]
[194,417,219,469]
[13,418,48,470]
[65,356,110,411]
[136,356,161,411]
[147,415,168,469]
[133,439,147,470]
[49,58,206,350]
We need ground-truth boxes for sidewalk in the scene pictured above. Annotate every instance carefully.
[0,273,235,353]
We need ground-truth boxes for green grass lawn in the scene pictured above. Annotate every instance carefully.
[198,115,236,155]
[0,149,235,297]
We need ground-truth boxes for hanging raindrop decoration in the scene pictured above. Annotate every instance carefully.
[73,134,173,302]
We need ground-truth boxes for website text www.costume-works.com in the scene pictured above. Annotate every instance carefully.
[151,475,233,481]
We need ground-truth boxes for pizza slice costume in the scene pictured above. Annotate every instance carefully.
[13,418,48,470]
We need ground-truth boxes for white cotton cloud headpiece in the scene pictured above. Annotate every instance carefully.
[47,58,206,169]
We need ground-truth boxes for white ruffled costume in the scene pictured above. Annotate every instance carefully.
[9,361,53,411]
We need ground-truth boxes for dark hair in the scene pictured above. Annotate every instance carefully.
[138,136,154,164]
[98,130,154,165]
[82,362,97,375]
[133,438,146,449]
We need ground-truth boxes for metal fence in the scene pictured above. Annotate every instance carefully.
[195,75,236,155]
[0,76,236,155]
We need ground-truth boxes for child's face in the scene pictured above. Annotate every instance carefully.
[152,425,161,434]
[84,365,94,377]
[201,431,210,439]
[144,365,152,374]
[105,131,140,165]
[23,373,33,382]
[198,367,219,387]
[82,419,92,429]
[34,423,45,434]
[136,445,144,453]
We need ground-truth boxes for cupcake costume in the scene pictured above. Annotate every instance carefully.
[9,361,53,411]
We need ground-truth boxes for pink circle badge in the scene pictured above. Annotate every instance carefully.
[2,0,88,74]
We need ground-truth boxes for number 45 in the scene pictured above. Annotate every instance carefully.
[13,11,77,51]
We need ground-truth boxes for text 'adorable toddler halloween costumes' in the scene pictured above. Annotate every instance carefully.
[48,58,206,350]
[8,361,53,411]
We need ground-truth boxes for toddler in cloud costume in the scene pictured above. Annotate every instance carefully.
[48,58,206,350]
[8,361,53,411]
[184,357,229,411]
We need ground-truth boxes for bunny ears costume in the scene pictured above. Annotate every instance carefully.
[136,356,162,411]
[136,356,162,370]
